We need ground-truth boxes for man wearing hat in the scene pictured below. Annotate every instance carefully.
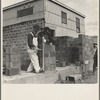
[27,25,44,73]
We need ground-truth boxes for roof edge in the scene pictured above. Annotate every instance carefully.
[49,0,86,18]
[3,0,36,11]
[3,0,86,18]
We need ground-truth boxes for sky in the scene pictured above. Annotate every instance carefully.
[2,0,98,36]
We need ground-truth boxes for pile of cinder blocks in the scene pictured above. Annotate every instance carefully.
[5,45,21,76]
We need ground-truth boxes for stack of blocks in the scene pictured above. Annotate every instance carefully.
[79,34,94,73]
[5,45,21,76]
[44,44,56,71]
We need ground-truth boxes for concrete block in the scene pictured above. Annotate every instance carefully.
[59,61,66,67]
[50,51,56,57]
[73,67,81,74]
[5,67,21,76]
[59,68,74,80]
[6,46,20,55]
[44,63,56,71]
[6,61,21,68]
[44,53,49,57]
[6,54,11,62]
[66,74,82,83]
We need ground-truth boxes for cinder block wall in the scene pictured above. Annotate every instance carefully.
[3,19,44,70]
[3,22,94,71]
[78,34,94,71]
[55,34,94,69]
[55,36,79,66]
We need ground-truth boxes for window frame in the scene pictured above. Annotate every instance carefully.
[61,11,67,24]
[76,17,80,33]
[17,7,33,18]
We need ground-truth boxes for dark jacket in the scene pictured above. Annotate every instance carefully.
[27,32,36,49]
[93,49,97,66]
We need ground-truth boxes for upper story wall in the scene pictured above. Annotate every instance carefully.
[3,0,85,38]
[45,0,85,37]
[3,0,44,26]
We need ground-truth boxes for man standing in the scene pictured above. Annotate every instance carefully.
[93,44,97,74]
[27,25,44,73]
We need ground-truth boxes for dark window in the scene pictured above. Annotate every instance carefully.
[61,11,67,24]
[76,18,80,33]
[17,7,33,17]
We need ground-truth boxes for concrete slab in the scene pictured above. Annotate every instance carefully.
[3,71,59,84]
[3,66,81,84]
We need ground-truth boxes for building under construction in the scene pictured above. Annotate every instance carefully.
[3,0,96,83]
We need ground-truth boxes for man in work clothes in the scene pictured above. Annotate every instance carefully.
[93,44,97,74]
[27,25,44,73]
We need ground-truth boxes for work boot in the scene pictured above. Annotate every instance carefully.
[27,67,33,73]
[36,68,45,74]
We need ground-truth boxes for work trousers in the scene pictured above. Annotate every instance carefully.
[27,48,40,73]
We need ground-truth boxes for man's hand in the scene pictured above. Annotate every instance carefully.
[32,47,41,50]
[31,47,37,53]
[35,47,42,50]
[31,47,36,50]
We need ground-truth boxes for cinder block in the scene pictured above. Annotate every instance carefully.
[44,64,56,71]
[5,67,21,76]
[11,54,21,62]
[6,46,20,55]
[75,61,80,66]
[6,61,10,68]
[66,74,82,83]
[44,53,49,57]
[6,54,11,62]
[6,61,21,68]
[50,51,56,57]
[73,67,81,74]
[60,61,66,67]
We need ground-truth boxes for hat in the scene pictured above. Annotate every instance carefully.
[43,27,51,35]
[33,25,40,32]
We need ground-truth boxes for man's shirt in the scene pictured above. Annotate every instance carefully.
[28,32,38,49]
